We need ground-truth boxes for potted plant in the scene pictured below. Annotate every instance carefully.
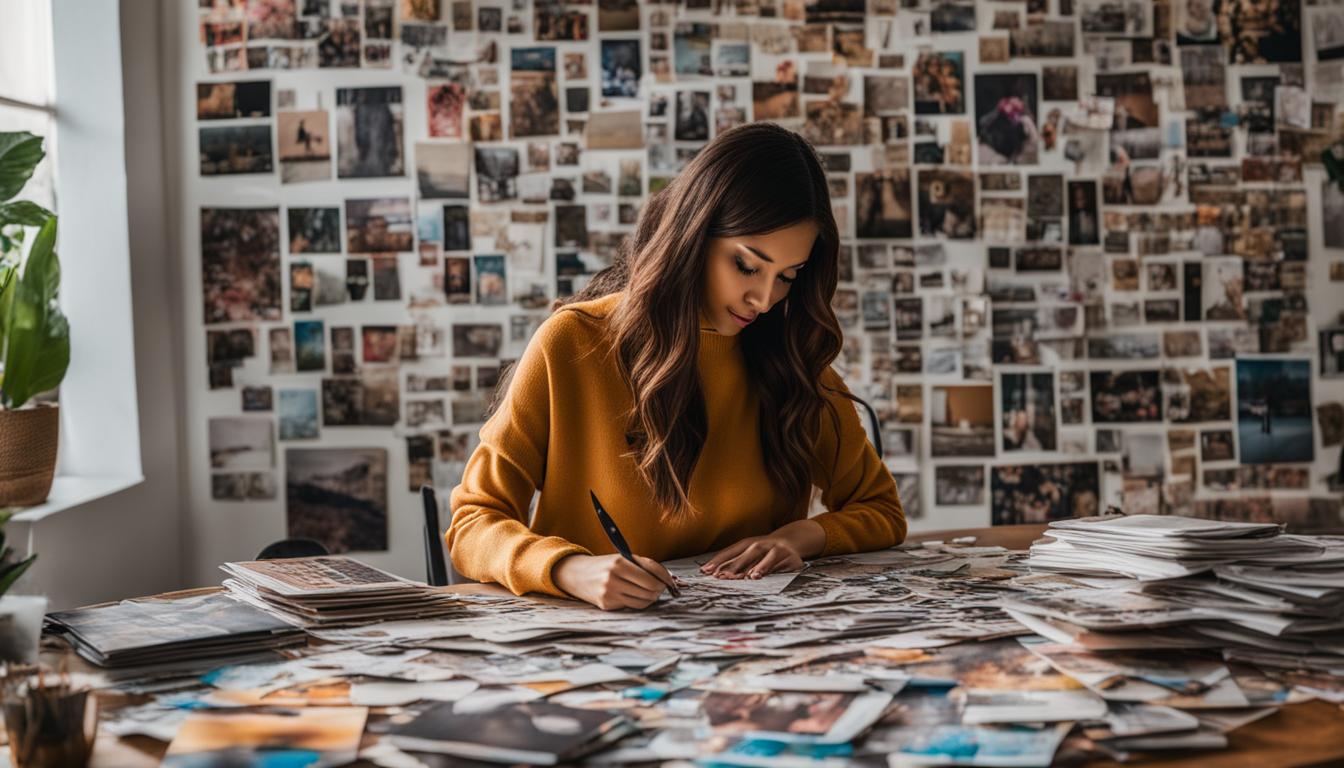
[0,131,68,507]
[0,508,40,664]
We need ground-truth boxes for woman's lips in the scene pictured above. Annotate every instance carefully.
[728,309,756,327]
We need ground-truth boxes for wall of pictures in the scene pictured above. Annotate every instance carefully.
[182,0,1344,585]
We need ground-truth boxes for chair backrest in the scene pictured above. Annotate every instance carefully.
[853,395,884,460]
[420,484,450,587]
[256,538,329,560]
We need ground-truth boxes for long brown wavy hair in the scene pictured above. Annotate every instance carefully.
[491,122,856,518]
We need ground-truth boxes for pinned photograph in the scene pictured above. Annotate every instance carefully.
[676,90,711,141]
[278,389,320,441]
[209,417,274,470]
[855,170,913,239]
[931,384,995,457]
[1090,370,1162,422]
[277,109,330,183]
[475,147,520,203]
[510,47,560,138]
[414,142,471,199]
[201,208,282,324]
[199,125,273,175]
[935,465,985,506]
[286,447,388,553]
[1202,257,1244,320]
[345,197,413,253]
[1066,180,1099,245]
[336,86,404,178]
[913,51,965,114]
[453,323,504,358]
[975,73,1039,165]
[601,39,641,98]
[294,319,325,372]
[427,80,467,139]
[1163,367,1231,423]
[991,461,1100,525]
[1236,359,1314,464]
[1322,327,1344,378]
[196,80,271,119]
[918,169,976,239]
[1001,372,1056,451]
[288,207,341,254]
[474,254,508,305]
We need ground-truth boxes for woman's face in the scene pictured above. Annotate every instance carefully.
[701,219,817,335]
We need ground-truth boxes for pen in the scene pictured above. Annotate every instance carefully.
[589,490,681,598]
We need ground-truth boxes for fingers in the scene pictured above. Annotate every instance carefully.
[747,547,788,579]
[701,540,752,572]
[614,556,667,594]
[633,555,678,592]
[714,542,770,578]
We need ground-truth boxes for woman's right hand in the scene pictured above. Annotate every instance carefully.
[552,553,677,610]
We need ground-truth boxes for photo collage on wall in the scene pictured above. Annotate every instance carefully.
[196,0,1344,553]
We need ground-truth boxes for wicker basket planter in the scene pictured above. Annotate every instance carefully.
[0,405,58,507]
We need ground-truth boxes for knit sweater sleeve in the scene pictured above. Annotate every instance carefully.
[445,313,593,597]
[808,366,908,557]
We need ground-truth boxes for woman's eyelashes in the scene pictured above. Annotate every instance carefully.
[733,254,796,284]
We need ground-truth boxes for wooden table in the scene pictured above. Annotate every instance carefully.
[42,525,1344,767]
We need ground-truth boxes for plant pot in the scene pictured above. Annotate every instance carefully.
[0,405,58,507]
[0,596,47,665]
[1,675,97,768]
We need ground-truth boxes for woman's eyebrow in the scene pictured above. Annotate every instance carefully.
[741,244,808,269]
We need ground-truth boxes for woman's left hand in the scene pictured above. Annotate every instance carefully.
[700,519,826,580]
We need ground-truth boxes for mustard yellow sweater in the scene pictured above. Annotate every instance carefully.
[446,291,906,597]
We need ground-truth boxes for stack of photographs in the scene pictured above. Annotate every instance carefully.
[44,591,305,668]
[219,556,461,627]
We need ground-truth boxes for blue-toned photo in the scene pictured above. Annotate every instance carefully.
[1237,358,1314,464]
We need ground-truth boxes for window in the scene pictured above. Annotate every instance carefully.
[0,0,56,213]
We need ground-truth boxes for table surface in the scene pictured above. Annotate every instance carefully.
[43,525,1344,767]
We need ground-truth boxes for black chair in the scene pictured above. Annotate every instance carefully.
[854,395,884,460]
[256,538,329,560]
[421,484,450,587]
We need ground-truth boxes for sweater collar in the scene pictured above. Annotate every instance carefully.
[698,304,742,353]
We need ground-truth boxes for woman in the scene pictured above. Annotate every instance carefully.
[447,122,906,611]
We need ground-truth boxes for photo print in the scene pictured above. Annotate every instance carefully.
[1090,370,1162,422]
[201,207,282,324]
[510,47,560,138]
[1001,372,1056,451]
[935,465,985,506]
[913,51,965,114]
[931,384,995,457]
[1236,358,1314,464]
[345,197,413,253]
[855,170,913,239]
[918,169,976,239]
[199,125,273,175]
[601,39,641,98]
[285,447,389,553]
[975,73,1039,165]
[991,461,1100,525]
[277,110,331,183]
[196,80,271,119]
[288,207,341,254]
[336,86,404,178]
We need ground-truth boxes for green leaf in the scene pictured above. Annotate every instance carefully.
[2,217,68,409]
[0,554,36,597]
[0,133,44,203]
[0,201,52,228]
